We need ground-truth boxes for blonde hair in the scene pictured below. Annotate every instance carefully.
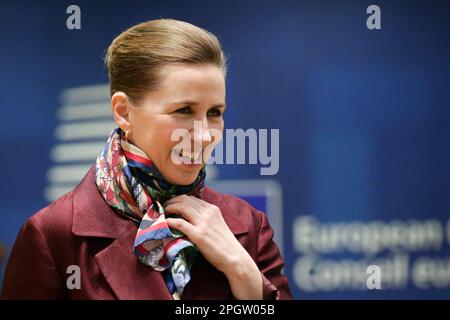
[105,19,227,104]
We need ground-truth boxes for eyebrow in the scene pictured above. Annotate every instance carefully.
[170,100,227,108]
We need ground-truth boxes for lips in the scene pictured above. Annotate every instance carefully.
[172,147,202,164]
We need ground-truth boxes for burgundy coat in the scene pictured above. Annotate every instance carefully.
[1,165,292,300]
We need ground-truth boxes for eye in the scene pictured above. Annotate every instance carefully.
[207,108,223,117]
[175,106,192,114]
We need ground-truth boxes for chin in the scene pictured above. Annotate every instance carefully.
[166,170,200,186]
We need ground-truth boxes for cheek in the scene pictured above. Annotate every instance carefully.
[153,126,181,159]
[132,125,166,159]
[214,119,224,128]
[211,121,224,142]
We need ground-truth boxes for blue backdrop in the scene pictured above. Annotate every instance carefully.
[0,0,449,299]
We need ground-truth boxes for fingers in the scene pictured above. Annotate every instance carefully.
[166,217,197,241]
[164,202,200,224]
[165,195,205,212]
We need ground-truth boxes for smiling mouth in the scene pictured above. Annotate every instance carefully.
[172,147,203,165]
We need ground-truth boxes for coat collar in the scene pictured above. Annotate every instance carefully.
[71,164,248,299]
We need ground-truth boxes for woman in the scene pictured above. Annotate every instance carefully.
[1,19,292,300]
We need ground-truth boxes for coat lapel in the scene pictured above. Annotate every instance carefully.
[71,165,172,299]
[94,226,173,300]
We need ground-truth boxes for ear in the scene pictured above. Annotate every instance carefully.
[111,92,132,131]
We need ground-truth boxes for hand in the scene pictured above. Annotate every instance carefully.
[164,194,245,273]
[164,195,263,299]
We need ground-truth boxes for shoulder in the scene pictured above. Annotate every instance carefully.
[20,165,97,244]
[23,164,115,240]
[25,190,75,241]
[27,190,73,232]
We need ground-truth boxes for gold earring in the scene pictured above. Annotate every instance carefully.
[125,130,130,141]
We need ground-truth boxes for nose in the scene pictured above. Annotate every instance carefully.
[192,117,212,149]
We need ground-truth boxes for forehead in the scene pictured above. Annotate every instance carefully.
[156,63,226,103]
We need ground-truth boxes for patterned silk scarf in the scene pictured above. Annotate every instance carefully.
[95,128,206,299]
